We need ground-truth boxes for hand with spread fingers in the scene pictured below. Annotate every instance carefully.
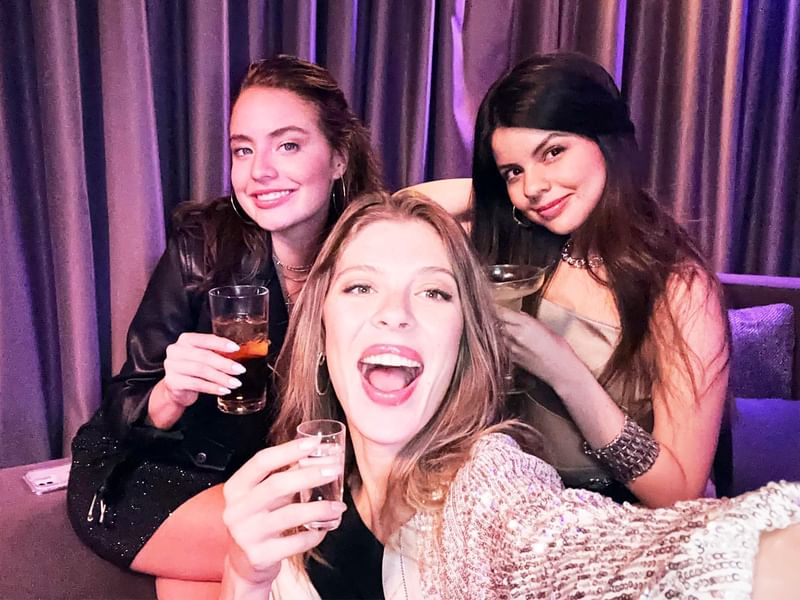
[220,438,347,591]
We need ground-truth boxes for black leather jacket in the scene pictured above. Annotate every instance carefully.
[100,228,289,472]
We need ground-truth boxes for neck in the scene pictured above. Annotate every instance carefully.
[271,232,319,271]
[350,432,398,541]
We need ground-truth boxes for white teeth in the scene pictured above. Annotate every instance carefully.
[255,190,291,201]
[360,353,421,368]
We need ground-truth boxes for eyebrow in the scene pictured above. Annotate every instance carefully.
[495,132,561,171]
[332,265,457,282]
[229,125,310,144]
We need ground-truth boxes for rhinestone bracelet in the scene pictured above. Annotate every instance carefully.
[583,416,660,483]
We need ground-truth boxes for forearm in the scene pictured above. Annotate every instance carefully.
[550,365,626,449]
[552,368,704,507]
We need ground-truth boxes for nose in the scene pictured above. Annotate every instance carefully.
[370,292,414,330]
[522,165,550,200]
[250,150,278,181]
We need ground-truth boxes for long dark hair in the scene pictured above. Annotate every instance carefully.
[471,52,726,414]
[173,55,384,289]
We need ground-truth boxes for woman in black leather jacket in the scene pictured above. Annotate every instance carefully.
[67,55,384,586]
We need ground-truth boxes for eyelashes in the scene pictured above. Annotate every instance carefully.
[341,283,454,302]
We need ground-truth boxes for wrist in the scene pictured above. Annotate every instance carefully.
[146,380,184,429]
[221,555,276,600]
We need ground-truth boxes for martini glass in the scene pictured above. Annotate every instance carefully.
[487,265,546,393]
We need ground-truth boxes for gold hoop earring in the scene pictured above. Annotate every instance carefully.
[315,352,330,396]
[230,194,256,225]
[512,206,533,228]
[331,178,347,215]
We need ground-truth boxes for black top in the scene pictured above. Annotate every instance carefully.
[306,487,385,600]
[102,225,289,473]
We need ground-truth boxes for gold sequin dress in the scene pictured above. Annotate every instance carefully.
[409,433,800,599]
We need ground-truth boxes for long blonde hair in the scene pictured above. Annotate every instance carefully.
[272,190,542,537]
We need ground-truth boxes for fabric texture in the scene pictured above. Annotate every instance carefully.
[514,297,651,501]
[66,209,288,566]
[270,433,800,599]
[415,433,800,599]
[731,397,800,495]
[2,2,800,468]
[728,303,795,399]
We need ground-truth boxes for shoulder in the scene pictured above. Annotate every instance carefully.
[660,263,726,327]
[453,433,563,498]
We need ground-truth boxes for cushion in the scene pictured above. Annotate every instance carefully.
[730,397,800,495]
[728,303,794,399]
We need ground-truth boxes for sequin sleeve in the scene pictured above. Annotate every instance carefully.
[420,433,800,599]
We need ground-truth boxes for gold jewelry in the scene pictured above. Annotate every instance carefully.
[315,352,330,396]
[512,206,533,228]
[561,239,604,269]
[273,254,312,273]
[332,177,348,214]
[230,194,256,225]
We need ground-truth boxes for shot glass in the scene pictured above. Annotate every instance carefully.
[208,285,269,414]
[296,419,346,531]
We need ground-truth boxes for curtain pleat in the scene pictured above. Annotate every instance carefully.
[1,0,798,466]
[30,0,102,455]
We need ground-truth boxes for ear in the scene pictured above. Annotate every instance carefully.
[332,150,348,180]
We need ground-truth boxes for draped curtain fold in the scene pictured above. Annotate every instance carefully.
[1,0,798,467]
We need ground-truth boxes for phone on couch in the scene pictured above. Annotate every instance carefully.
[23,462,70,495]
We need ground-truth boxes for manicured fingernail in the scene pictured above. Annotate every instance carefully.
[226,342,239,352]
[331,502,347,513]
[320,467,340,477]
[219,386,232,395]
[231,363,246,374]
[299,438,320,451]
[228,378,242,388]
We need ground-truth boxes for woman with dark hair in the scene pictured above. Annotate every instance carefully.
[206,190,799,599]
[66,55,383,586]
[469,52,729,507]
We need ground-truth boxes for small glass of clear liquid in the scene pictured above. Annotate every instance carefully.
[296,419,346,531]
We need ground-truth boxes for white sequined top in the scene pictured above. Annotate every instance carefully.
[269,433,800,599]
[412,433,800,599]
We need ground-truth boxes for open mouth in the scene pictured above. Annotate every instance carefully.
[358,348,424,405]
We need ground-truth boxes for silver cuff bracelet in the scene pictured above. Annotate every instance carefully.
[583,416,660,483]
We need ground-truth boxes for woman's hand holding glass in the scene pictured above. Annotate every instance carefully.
[221,438,347,588]
[148,332,246,429]
[498,306,588,391]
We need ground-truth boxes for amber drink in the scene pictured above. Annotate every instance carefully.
[208,285,269,414]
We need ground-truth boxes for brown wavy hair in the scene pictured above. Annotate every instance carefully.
[172,55,384,289]
[272,190,542,538]
[471,52,728,416]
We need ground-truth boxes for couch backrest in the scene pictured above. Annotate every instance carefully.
[719,272,800,399]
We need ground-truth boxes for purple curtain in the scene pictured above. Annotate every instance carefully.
[1,0,798,467]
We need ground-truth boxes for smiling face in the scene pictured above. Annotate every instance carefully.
[322,219,464,453]
[229,86,346,240]
[491,128,607,235]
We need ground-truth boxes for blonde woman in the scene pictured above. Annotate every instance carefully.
[203,191,800,599]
